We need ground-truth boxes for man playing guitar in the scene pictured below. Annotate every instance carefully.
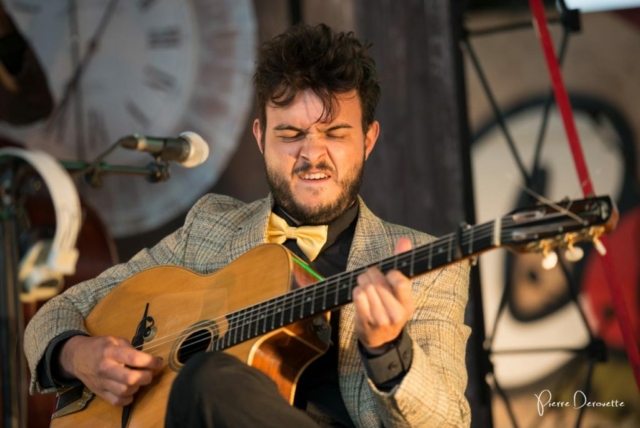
[24,24,471,427]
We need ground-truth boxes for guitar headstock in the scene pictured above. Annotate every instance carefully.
[501,195,618,268]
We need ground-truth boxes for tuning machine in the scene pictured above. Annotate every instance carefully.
[589,226,607,256]
[592,237,607,256]
[541,242,558,270]
[563,235,584,262]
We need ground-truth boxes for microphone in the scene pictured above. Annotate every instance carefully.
[118,132,210,168]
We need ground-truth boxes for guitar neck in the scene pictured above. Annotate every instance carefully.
[211,194,615,352]
[212,219,500,351]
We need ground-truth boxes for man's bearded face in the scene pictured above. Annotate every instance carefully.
[255,89,378,225]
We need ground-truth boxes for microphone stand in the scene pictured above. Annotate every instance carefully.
[59,136,174,187]
[0,161,27,428]
[0,145,173,428]
[60,160,171,187]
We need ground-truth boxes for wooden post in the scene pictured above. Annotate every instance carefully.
[356,1,493,426]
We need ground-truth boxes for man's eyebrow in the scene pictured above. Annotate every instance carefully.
[320,124,353,132]
[273,124,307,132]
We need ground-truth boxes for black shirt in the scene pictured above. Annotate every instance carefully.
[273,204,413,427]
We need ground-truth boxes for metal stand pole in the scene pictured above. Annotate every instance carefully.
[0,162,27,428]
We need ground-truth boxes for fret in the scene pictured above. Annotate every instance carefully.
[260,308,267,334]
[270,301,277,330]
[393,255,398,270]
[428,242,433,270]
[468,225,474,255]
[279,300,285,329]
[236,315,244,344]
[224,317,232,347]
[448,234,453,262]
[399,255,407,273]
[288,296,295,323]
[310,285,316,315]
[348,271,355,302]
[300,288,308,319]
[334,278,340,306]
[322,280,328,310]
[230,314,238,345]
[239,309,246,341]
[247,309,254,339]
[235,323,242,345]
[251,303,262,337]
[221,319,228,348]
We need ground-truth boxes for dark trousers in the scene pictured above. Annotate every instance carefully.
[165,352,321,428]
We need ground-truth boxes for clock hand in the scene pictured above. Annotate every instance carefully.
[68,0,84,160]
[45,0,120,140]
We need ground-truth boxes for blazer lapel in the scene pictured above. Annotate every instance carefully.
[228,195,273,265]
[339,197,394,420]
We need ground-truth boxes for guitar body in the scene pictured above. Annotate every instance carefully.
[50,244,329,428]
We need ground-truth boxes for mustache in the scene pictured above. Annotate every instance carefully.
[293,161,334,176]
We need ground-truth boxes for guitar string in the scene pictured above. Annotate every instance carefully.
[199,210,589,350]
[135,219,528,356]
[136,230,492,355]
[137,212,590,357]
[136,207,593,356]
[137,210,591,358]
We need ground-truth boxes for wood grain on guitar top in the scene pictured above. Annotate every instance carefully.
[50,244,329,428]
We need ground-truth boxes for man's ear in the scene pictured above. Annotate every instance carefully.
[364,121,380,160]
[253,119,264,153]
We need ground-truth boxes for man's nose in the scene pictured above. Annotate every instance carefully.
[299,136,328,162]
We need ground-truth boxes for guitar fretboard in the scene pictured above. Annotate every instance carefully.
[211,219,499,351]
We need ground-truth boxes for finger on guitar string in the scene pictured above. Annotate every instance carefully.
[107,338,163,371]
[102,363,156,390]
[385,270,415,313]
[358,266,412,322]
[393,237,413,255]
[59,335,164,407]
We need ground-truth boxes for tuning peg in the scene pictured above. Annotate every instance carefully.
[593,237,607,256]
[542,250,558,270]
[564,243,584,262]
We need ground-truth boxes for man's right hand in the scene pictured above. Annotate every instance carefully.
[59,335,163,406]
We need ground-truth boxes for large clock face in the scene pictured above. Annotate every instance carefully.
[1,0,256,236]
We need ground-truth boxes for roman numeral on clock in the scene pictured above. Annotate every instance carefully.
[8,1,40,14]
[87,109,110,152]
[148,27,182,49]
[126,100,151,128]
[144,65,176,93]
[138,0,158,10]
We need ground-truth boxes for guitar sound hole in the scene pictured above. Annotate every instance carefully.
[177,329,213,364]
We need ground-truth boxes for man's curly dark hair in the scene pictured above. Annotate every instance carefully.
[254,24,381,140]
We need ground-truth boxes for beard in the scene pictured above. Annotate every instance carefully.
[265,158,364,225]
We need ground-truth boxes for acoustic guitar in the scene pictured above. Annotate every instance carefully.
[49,196,618,428]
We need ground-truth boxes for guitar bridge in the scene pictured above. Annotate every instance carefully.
[51,386,95,419]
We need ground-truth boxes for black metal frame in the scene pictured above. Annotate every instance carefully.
[461,3,605,427]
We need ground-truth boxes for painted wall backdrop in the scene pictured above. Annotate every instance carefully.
[466,7,640,428]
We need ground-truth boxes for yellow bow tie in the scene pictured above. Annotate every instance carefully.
[266,212,328,261]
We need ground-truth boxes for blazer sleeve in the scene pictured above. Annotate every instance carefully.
[23,195,210,394]
[364,260,472,427]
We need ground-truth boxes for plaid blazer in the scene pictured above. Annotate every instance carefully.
[24,194,471,427]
